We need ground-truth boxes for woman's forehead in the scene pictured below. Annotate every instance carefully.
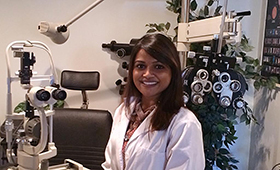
[135,49,166,62]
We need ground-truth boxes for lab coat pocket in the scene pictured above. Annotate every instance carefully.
[128,147,166,170]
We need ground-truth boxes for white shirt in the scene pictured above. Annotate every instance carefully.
[102,103,205,170]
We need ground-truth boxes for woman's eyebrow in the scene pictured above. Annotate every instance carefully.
[134,60,162,64]
[134,60,145,63]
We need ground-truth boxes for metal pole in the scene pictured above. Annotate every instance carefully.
[181,0,190,23]
[217,0,228,54]
[179,0,190,69]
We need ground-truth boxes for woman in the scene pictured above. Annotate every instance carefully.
[102,33,205,170]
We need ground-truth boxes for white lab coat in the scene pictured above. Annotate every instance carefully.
[102,102,205,170]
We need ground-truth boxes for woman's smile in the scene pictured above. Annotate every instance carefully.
[141,80,158,86]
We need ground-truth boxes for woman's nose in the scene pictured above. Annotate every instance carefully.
[143,67,153,77]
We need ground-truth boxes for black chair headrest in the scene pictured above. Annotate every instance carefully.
[61,70,100,91]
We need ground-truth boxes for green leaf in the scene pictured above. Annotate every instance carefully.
[243,56,255,64]
[165,22,171,30]
[204,6,209,16]
[219,148,230,154]
[252,59,260,66]
[267,78,276,90]
[241,36,254,52]
[216,159,223,170]
[230,164,238,169]
[166,1,178,13]
[146,23,155,28]
[215,140,223,149]
[159,23,166,28]
[207,0,214,6]
[217,124,226,132]
[253,80,261,90]
[166,1,172,5]
[156,25,164,32]
[240,113,247,123]
[245,65,255,73]
[214,6,223,15]
[242,34,249,43]
[190,0,198,11]
[227,134,238,141]
[14,102,26,113]
[239,51,246,58]
[199,9,205,18]
[220,155,230,163]
[245,104,253,113]
[231,120,238,125]
[270,76,279,84]
[230,157,239,163]
[246,118,251,125]
[54,100,64,108]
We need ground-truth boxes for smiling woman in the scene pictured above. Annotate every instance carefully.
[102,33,205,170]
[132,49,172,110]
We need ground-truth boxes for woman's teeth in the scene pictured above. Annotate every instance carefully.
[143,81,157,85]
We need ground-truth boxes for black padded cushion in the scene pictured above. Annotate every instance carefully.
[61,70,100,91]
[49,108,112,170]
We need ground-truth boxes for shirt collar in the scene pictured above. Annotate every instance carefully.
[133,102,157,122]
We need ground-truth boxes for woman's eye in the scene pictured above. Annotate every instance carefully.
[155,64,165,69]
[135,64,145,69]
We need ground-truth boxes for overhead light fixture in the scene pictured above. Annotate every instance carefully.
[38,0,104,44]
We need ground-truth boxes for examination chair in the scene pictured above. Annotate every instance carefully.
[49,70,113,170]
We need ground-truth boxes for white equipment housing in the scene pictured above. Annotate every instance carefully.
[177,14,242,52]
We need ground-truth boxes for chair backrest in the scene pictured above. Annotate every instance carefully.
[49,70,113,170]
[60,70,100,109]
[50,108,112,170]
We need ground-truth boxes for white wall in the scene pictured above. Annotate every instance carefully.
[248,0,280,169]
[249,88,280,170]
[0,0,177,121]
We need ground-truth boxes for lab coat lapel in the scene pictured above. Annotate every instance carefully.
[120,101,137,127]
[119,101,136,143]
[116,105,130,169]
[119,108,130,140]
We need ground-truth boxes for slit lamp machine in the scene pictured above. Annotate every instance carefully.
[4,0,106,168]
[4,41,88,170]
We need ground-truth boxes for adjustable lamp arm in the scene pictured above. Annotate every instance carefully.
[65,0,103,28]
[38,0,104,44]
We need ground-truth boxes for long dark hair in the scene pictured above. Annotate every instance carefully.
[123,33,184,130]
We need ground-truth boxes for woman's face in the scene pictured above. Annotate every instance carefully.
[133,49,172,103]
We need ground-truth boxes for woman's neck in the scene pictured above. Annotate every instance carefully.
[141,97,158,112]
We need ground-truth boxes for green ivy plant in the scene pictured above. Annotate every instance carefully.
[226,35,278,90]
[146,0,277,170]
[14,100,64,113]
